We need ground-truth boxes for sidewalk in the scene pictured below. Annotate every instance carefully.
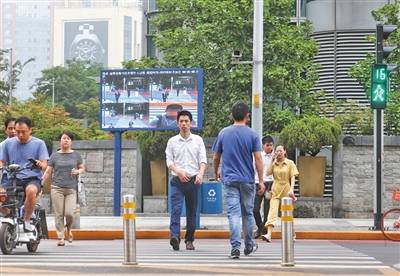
[43,214,396,241]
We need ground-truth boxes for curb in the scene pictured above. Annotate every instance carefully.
[47,229,399,241]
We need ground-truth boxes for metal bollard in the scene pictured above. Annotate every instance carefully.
[122,194,137,265]
[281,197,294,266]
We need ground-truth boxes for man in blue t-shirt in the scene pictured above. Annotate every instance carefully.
[212,101,265,259]
[0,116,49,231]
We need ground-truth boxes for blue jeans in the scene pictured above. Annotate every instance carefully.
[224,181,256,250]
[169,176,200,242]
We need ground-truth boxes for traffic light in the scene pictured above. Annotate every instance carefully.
[371,23,397,109]
[371,64,388,109]
[376,23,397,64]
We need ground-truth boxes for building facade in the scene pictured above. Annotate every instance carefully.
[53,1,143,68]
[0,0,52,100]
[305,0,394,112]
[0,0,144,100]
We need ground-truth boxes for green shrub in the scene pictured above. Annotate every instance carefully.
[137,131,175,161]
[279,116,342,156]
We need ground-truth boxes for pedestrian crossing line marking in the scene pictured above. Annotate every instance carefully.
[0,254,377,260]
[1,262,391,269]
[2,259,383,265]
[2,257,379,262]
[0,252,380,259]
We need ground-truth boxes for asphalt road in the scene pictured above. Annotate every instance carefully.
[1,239,399,275]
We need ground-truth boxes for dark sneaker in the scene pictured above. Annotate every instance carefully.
[185,241,195,250]
[170,236,180,251]
[244,243,258,256]
[229,248,240,259]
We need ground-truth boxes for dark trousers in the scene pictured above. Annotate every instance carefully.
[169,176,199,242]
[253,181,273,233]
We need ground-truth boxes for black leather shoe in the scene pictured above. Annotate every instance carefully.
[170,237,180,251]
[254,230,262,239]
[185,241,195,250]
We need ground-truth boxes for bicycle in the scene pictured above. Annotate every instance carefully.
[380,189,400,242]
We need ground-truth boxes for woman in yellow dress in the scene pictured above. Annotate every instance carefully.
[262,144,298,242]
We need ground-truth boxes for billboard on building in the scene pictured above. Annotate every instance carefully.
[100,68,203,130]
[64,21,108,65]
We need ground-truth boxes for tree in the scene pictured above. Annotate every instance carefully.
[349,1,400,135]
[280,116,341,157]
[0,100,88,151]
[151,0,320,136]
[77,97,100,125]
[321,99,373,135]
[33,60,102,119]
[0,49,34,105]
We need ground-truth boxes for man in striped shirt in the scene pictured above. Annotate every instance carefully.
[165,110,207,251]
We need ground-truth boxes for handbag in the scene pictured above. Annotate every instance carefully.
[77,175,87,207]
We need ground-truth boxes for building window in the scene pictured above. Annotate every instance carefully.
[291,0,307,25]
[124,16,132,61]
[147,36,156,58]
[291,0,307,17]
[148,0,157,11]
[84,0,91,8]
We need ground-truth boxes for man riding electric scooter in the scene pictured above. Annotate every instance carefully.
[0,116,49,231]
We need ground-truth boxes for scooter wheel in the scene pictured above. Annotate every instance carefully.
[0,223,15,254]
[27,241,39,253]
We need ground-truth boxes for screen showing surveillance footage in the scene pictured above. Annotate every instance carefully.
[100,68,203,130]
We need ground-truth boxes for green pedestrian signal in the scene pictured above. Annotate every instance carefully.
[371,64,388,109]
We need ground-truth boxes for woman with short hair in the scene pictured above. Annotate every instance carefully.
[42,131,84,246]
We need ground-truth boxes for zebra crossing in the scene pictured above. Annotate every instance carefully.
[0,239,390,271]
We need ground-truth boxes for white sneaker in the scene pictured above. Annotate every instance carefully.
[24,221,35,232]
[261,234,271,242]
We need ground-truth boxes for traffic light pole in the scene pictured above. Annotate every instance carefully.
[373,108,383,230]
[373,23,384,230]
[371,22,396,230]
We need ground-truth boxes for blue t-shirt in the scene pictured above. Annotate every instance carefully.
[212,125,262,184]
[0,136,49,180]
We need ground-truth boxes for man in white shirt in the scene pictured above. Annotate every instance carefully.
[165,110,207,251]
[253,136,274,239]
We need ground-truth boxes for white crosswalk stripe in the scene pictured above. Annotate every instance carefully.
[0,239,390,271]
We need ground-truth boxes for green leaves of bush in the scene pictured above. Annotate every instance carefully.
[137,131,176,161]
[280,116,341,156]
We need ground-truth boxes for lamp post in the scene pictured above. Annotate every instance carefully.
[51,78,55,108]
[42,78,55,108]
[251,0,263,138]
[231,0,263,139]
[3,48,13,107]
